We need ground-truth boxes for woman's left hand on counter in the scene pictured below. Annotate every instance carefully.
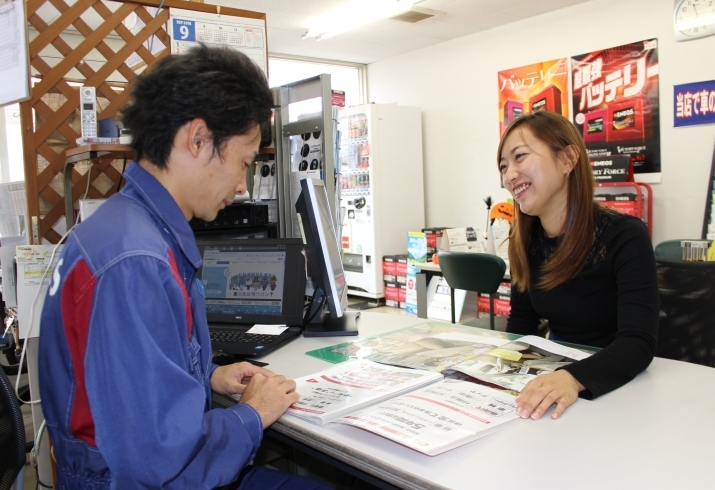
[515,370,585,420]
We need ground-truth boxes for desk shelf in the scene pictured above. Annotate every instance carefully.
[63,144,133,231]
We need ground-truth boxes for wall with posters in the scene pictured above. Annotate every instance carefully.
[498,59,570,137]
[367,0,715,246]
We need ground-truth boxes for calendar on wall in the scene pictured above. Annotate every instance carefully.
[169,8,267,75]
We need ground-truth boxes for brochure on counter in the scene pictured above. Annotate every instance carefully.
[305,322,596,394]
[286,360,519,456]
[287,360,442,425]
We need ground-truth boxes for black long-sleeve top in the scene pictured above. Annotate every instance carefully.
[507,208,658,399]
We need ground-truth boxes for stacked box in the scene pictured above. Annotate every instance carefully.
[395,255,408,285]
[422,227,448,262]
[477,281,512,317]
[398,284,407,309]
[594,193,638,217]
[382,255,397,283]
[384,282,400,307]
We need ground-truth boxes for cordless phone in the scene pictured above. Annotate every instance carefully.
[80,86,97,139]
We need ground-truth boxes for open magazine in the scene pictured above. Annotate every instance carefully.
[305,323,595,394]
[286,360,519,456]
[287,360,442,424]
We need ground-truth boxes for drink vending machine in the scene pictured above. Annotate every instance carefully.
[338,104,425,299]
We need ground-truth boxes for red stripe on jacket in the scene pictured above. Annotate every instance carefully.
[167,249,193,340]
[61,259,97,446]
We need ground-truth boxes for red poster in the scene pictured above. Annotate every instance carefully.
[571,39,660,181]
[497,59,570,136]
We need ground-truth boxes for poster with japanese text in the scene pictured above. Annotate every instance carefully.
[498,59,569,136]
[572,39,661,183]
[674,80,715,127]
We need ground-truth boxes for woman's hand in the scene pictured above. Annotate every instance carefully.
[515,370,585,420]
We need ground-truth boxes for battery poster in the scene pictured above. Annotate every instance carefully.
[571,39,661,183]
[497,59,570,137]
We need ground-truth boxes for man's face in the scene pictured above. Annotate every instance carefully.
[192,125,261,222]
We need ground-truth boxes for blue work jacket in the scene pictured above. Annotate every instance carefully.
[39,162,263,489]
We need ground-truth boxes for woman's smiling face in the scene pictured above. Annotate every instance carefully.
[499,127,571,227]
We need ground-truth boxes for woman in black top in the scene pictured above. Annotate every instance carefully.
[497,111,658,421]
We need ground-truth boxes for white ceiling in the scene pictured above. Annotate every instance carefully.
[208,0,593,64]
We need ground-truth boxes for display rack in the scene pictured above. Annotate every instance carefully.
[272,74,337,238]
[595,182,653,238]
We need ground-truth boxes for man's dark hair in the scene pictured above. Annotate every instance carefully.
[121,44,273,168]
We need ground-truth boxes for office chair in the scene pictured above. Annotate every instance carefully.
[654,239,709,260]
[437,252,506,329]
[656,257,715,367]
[0,367,26,490]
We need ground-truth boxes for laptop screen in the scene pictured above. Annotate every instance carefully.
[196,239,306,327]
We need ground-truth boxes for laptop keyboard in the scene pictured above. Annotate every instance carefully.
[209,330,287,344]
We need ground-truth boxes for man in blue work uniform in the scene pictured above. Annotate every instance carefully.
[39,45,328,489]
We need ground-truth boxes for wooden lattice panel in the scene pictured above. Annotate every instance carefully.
[19,0,266,244]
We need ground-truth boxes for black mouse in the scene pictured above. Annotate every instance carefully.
[211,350,235,366]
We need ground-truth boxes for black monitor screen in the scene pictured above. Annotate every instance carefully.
[295,178,347,318]
[195,239,305,326]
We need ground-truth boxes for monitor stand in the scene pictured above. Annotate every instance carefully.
[303,310,360,337]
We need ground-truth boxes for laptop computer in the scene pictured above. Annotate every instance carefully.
[196,238,306,359]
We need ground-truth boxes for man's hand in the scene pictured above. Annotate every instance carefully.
[240,373,299,428]
[210,362,276,395]
[515,370,585,420]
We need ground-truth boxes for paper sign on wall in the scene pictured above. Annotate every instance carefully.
[674,80,715,127]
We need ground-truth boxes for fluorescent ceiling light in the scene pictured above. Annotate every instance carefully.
[303,0,424,41]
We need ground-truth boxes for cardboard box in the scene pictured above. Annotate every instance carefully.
[382,255,397,282]
[477,296,511,317]
[423,227,447,262]
[395,254,408,284]
[399,283,407,309]
[595,193,639,217]
[384,282,400,307]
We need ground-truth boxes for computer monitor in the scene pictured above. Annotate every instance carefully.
[195,238,306,327]
[295,178,359,336]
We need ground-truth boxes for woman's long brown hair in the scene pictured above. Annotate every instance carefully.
[497,111,597,292]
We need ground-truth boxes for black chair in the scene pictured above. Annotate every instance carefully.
[0,367,26,490]
[436,252,506,329]
[654,239,683,259]
[656,258,715,367]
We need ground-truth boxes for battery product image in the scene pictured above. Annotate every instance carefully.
[607,97,650,142]
[503,100,524,126]
[529,85,562,114]
[583,108,608,143]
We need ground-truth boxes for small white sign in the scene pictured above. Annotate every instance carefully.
[246,324,288,335]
